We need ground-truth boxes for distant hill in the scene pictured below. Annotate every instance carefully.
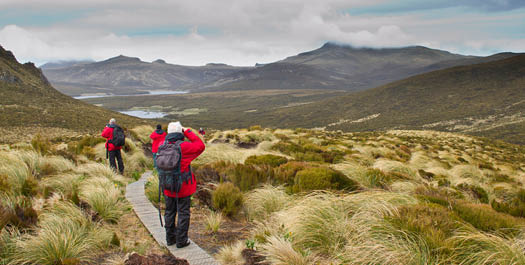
[40,60,94,69]
[0,45,146,142]
[261,54,525,144]
[199,43,518,92]
[42,55,251,96]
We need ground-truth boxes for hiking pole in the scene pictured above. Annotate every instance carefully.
[158,178,164,227]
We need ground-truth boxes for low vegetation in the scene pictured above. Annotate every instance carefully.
[4,123,525,264]
[168,127,525,265]
[0,125,162,264]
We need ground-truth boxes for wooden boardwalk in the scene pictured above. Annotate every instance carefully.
[126,171,219,265]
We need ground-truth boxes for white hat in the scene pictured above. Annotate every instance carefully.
[167,121,182,134]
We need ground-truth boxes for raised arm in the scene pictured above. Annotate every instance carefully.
[101,126,112,139]
[183,129,205,157]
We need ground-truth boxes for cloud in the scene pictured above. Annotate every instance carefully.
[0,0,523,66]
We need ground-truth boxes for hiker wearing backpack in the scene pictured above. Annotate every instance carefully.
[156,121,205,248]
[101,118,125,174]
[150,124,167,170]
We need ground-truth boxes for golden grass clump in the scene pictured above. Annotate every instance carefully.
[124,151,153,174]
[204,211,223,233]
[130,125,155,144]
[79,177,127,223]
[12,201,113,265]
[76,163,126,185]
[244,185,291,221]
[215,241,245,265]
[38,156,76,176]
[144,174,162,204]
[260,235,316,265]
[448,229,525,265]
[42,174,84,204]
[373,159,418,180]
[195,142,280,165]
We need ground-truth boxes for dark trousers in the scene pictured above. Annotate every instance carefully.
[164,195,191,244]
[108,149,124,174]
[152,152,157,170]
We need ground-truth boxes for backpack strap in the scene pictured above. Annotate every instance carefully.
[175,140,193,185]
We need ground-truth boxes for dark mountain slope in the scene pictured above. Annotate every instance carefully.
[42,56,251,96]
[259,54,525,143]
[0,45,146,137]
[201,43,517,92]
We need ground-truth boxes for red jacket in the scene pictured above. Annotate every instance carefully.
[164,129,205,198]
[150,130,167,153]
[101,125,122,151]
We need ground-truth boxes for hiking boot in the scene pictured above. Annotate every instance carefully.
[176,240,190,248]
[166,238,176,246]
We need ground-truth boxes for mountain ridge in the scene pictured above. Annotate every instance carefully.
[258,54,525,144]
[197,42,516,92]
[0,44,146,141]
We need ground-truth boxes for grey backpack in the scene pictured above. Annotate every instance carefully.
[156,140,182,171]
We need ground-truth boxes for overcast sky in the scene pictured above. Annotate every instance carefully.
[0,0,524,66]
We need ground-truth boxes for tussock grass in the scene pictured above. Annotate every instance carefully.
[79,177,127,222]
[124,151,152,174]
[145,174,164,205]
[13,217,96,265]
[195,141,282,165]
[12,201,113,265]
[130,125,154,144]
[373,159,418,180]
[215,241,245,265]
[260,235,315,265]
[76,163,126,185]
[39,156,75,176]
[0,159,31,196]
[205,211,223,233]
[245,185,291,221]
[0,227,20,263]
[449,229,525,265]
[14,150,42,177]
[42,174,84,203]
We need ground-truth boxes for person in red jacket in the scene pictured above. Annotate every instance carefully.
[162,121,205,248]
[101,118,124,174]
[149,124,167,170]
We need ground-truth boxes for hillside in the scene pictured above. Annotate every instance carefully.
[145,127,525,264]
[199,43,517,92]
[249,54,525,144]
[0,45,147,143]
[42,56,251,96]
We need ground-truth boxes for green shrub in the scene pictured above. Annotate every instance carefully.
[212,182,243,217]
[452,202,524,235]
[274,161,310,186]
[292,167,359,193]
[272,140,344,163]
[249,125,262,131]
[387,203,462,258]
[229,164,268,191]
[245,154,288,168]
